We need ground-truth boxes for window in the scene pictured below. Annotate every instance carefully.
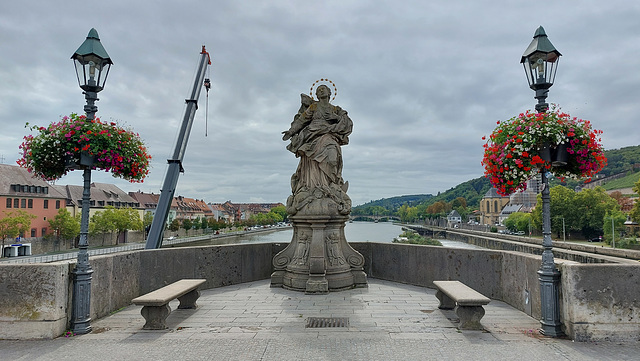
[22,185,28,192]
[28,199,33,208]
[21,199,26,208]
[6,198,11,208]
[494,201,498,214]
[55,200,60,209]
[41,228,47,237]
[44,199,49,209]
[31,228,36,237]
[14,199,19,208]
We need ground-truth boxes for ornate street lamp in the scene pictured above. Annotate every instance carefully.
[521,26,561,113]
[521,26,564,337]
[69,28,112,334]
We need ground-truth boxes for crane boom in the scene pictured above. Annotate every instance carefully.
[145,46,211,249]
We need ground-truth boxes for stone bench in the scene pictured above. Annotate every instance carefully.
[433,280,490,330]
[132,279,206,330]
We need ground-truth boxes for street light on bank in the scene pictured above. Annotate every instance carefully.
[69,28,113,334]
[521,26,564,337]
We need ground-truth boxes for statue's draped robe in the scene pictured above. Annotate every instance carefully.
[287,102,352,195]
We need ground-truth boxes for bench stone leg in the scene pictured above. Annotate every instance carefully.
[140,304,171,330]
[436,290,456,310]
[455,305,485,330]
[177,289,201,309]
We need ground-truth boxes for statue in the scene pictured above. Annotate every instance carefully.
[282,84,352,216]
[271,80,366,293]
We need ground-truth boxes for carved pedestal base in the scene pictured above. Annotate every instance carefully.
[271,214,367,294]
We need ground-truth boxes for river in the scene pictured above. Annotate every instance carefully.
[185,222,483,250]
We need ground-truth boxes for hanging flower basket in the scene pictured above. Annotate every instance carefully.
[18,113,152,183]
[481,106,607,196]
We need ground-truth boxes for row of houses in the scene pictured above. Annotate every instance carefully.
[0,164,282,244]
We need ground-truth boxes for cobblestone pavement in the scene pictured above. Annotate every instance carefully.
[2,279,638,361]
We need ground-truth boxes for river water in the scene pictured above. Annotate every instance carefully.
[187,222,483,250]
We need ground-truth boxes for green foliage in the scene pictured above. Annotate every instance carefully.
[143,212,154,228]
[270,205,288,221]
[392,230,442,246]
[353,195,433,214]
[90,206,142,244]
[503,212,531,233]
[598,145,640,177]
[602,210,626,244]
[207,218,226,231]
[168,218,180,232]
[532,186,619,239]
[249,209,284,226]
[601,171,640,191]
[352,145,640,223]
[614,238,639,249]
[48,208,80,240]
[182,219,194,234]
[0,210,36,255]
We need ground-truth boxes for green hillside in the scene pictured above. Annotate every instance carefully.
[601,171,640,191]
[353,194,433,214]
[354,145,640,214]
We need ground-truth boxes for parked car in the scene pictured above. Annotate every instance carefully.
[588,236,602,242]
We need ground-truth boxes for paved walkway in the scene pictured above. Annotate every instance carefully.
[2,279,638,360]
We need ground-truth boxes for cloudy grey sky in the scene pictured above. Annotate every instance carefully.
[1,1,638,206]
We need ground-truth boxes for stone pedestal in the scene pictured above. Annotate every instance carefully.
[271,211,367,293]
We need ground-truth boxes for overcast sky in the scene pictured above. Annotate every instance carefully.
[1,1,638,206]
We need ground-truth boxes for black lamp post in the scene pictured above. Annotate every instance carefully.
[69,28,112,334]
[521,26,564,337]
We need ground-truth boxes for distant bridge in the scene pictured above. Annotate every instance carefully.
[350,215,400,222]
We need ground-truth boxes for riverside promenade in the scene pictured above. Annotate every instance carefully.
[2,279,638,361]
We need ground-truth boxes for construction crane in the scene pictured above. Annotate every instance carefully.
[145,46,212,249]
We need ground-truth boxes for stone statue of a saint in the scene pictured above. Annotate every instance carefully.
[282,84,352,216]
[271,81,366,293]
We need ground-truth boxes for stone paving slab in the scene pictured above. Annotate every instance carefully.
[1,278,639,360]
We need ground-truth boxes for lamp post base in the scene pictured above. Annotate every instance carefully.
[538,266,563,337]
[70,259,93,334]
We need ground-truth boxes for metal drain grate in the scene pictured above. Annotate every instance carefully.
[305,317,349,328]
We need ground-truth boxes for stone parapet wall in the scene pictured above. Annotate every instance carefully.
[1,241,637,341]
[353,242,639,341]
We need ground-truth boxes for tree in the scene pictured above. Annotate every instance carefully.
[90,208,117,246]
[168,218,180,233]
[90,206,142,245]
[48,208,80,244]
[503,212,531,233]
[271,205,288,222]
[143,211,154,237]
[200,217,209,231]
[630,178,640,224]
[182,218,193,235]
[603,209,626,245]
[574,187,619,239]
[532,186,618,239]
[111,207,143,244]
[0,210,36,257]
